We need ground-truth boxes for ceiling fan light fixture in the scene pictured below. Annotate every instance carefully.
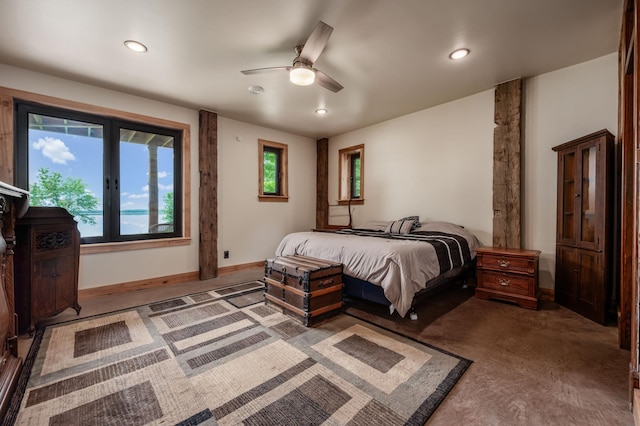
[290,64,315,86]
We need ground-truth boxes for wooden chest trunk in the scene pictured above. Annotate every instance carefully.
[264,255,343,326]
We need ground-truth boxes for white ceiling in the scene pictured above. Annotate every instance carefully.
[0,0,623,139]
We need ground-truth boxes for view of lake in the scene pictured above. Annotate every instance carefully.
[76,210,166,237]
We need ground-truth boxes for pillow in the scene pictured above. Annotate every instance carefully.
[413,221,464,234]
[385,219,414,235]
[400,215,420,231]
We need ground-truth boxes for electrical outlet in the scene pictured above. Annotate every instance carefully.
[224,250,229,259]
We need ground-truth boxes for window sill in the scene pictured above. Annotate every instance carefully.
[81,237,191,255]
[258,195,289,202]
[337,199,364,206]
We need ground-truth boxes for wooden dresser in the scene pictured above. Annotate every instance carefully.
[475,247,541,310]
[14,207,81,334]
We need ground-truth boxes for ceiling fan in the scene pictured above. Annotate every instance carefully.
[241,21,343,93]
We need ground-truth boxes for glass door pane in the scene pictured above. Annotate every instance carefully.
[119,128,175,235]
[560,151,575,241]
[579,145,596,244]
[27,113,104,239]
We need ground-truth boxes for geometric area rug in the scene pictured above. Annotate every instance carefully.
[3,281,471,426]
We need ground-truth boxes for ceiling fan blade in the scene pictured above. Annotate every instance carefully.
[314,69,343,93]
[299,21,333,64]
[241,66,291,75]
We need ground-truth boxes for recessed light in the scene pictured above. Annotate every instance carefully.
[124,40,148,53]
[248,85,264,95]
[315,108,328,115]
[449,48,470,60]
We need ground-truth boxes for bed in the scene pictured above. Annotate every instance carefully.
[275,220,480,318]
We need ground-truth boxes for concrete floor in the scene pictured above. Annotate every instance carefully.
[18,267,634,425]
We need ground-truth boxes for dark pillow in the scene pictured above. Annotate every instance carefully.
[385,219,414,235]
[400,216,420,231]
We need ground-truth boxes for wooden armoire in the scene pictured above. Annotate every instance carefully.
[552,130,614,325]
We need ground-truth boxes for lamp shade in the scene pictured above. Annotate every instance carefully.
[289,64,315,86]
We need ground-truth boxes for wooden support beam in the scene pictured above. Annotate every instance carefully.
[316,138,329,229]
[493,78,523,249]
[0,94,14,184]
[199,110,218,279]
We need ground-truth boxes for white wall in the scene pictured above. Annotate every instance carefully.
[328,90,496,247]
[329,53,618,291]
[0,63,316,290]
[217,117,316,267]
[524,53,618,289]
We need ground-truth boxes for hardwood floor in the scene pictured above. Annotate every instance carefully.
[17,267,634,425]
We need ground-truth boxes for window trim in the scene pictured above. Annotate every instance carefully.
[258,139,288,202]
[338,144,364,205]
[0,86,191,254]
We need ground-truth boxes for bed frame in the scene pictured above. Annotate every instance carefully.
[342,259,476,319]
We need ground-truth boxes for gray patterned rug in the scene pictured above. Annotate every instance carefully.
[4,281,471,425]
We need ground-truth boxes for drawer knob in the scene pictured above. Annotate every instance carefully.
[498,278,510,286]
[498,259,510,268]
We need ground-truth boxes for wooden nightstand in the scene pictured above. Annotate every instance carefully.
[474,247,541,310]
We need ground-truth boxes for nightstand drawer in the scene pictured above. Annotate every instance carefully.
[478,254,535,274]
[480,271,531,296]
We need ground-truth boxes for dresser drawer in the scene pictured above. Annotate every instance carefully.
[479,271,532,296]
[478,253,535,274]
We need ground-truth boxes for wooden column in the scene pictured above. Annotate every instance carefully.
[619,0,639,400]
[316,138,329,229]
[199,110,217,279]
[619,1,635,352]
[493,78,523,249]
[0,94,14,184]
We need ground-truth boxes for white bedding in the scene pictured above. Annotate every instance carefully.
[275,222,479,317]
